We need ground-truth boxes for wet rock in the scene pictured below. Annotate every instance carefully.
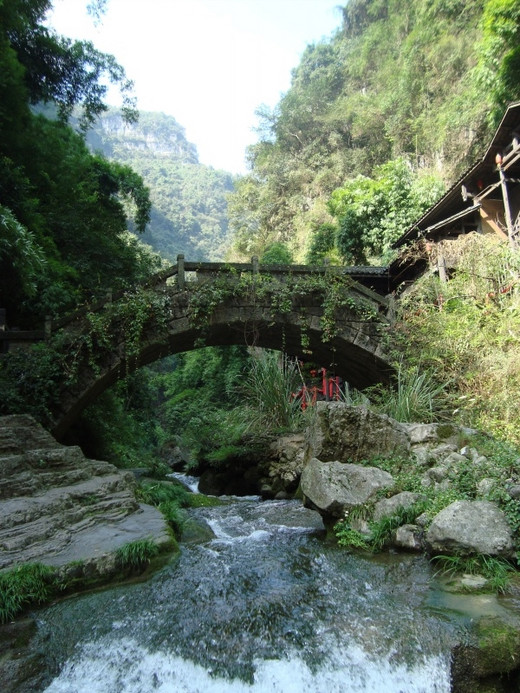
[300,457,394,519]
[426,500,514,557]
[0,415,172,572]
[180,517,216,544]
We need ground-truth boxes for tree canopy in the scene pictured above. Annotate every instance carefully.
[228,0,516,266]
[0,0,156,325]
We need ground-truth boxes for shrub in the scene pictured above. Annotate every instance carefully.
[368,362,450,423]
[241,350,303,432]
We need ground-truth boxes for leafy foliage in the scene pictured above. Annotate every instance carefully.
[394,234,520,445]
[327,159,445,264]
[228,0,509,264]
[0,2,156,326]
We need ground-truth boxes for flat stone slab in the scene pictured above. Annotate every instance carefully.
[39,503,172,568]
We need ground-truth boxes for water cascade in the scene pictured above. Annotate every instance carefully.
[35,497,458,692]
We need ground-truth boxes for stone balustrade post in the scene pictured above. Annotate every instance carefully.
[177,254,185,290]
[252,256,259,276]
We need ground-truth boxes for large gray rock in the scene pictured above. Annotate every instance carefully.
[0,415,172,571]
[373,491,426,522]
[301,457,394,518]
[305,402,410,464]
[426,500,514,557]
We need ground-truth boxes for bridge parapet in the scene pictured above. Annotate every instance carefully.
[1,258,393,438]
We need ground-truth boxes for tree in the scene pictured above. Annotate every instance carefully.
[327,158,445,264]
[260,242,293,265]
[0,0,154,323]
[477,0,520,125]
[1,0,137,131]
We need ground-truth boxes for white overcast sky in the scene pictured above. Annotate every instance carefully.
[47,0,342,174]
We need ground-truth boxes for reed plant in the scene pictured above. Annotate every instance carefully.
[368,362,450,423]
[242,350,304,433]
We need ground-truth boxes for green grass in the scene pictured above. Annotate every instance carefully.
[115,539,159,572]
[368,362,450,423]
[0,563,58,623]
[241,350,303,433]
[431,554,514,594]
[136,480,191,507]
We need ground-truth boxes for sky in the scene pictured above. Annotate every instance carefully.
[47,0,342,174]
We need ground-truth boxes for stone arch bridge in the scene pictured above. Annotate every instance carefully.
[3,257,394,440]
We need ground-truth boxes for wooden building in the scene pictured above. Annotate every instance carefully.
[390,101,520,291]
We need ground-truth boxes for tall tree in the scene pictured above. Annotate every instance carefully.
[0,0,155,324]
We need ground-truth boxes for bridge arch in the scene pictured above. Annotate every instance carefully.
[45,260,393,439]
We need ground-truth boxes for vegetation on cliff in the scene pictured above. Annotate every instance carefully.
[86,110,235,262]
[228,0,519,264]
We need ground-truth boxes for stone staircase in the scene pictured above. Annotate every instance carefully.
[0,415,172,572]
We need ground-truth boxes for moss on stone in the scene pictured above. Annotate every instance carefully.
[475,617,520,677]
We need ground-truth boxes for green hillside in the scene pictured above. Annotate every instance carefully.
[86,110,235,262]
[229,0,520,264]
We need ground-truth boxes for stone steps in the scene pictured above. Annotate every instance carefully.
[0,415,172,572]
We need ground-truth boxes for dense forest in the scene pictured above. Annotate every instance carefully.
[2,0,520,475]
[228,0,520,265]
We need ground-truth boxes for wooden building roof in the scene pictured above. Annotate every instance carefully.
[389,101,520,290]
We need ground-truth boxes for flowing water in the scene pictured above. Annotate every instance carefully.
[32,494,465,692]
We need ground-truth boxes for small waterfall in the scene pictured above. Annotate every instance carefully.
[36,499,454,692]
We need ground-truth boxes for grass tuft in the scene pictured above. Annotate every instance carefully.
[115,539,159,572]
[0,563,58,623]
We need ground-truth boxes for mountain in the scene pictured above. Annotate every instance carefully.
[87,110,235,262]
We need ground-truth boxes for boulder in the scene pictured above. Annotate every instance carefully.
[300,457,394,519]
[426,500,514,557]
[259,433,305,496]
[305,402,410,464]
[394,524,423,551]
[373,491,426,522]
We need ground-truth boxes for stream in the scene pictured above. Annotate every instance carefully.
[31,491,471,692]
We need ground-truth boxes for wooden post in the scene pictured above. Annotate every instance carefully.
[177,254,185,290]
[437,252,448,283]
[252,256,259,275]
[44,315,52,339]
[499,166,516,250]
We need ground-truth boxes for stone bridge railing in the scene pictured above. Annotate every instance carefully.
[1,257,393,438]
[1,256,390,348]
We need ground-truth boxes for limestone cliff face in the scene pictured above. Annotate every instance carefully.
[0,415,171,572]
